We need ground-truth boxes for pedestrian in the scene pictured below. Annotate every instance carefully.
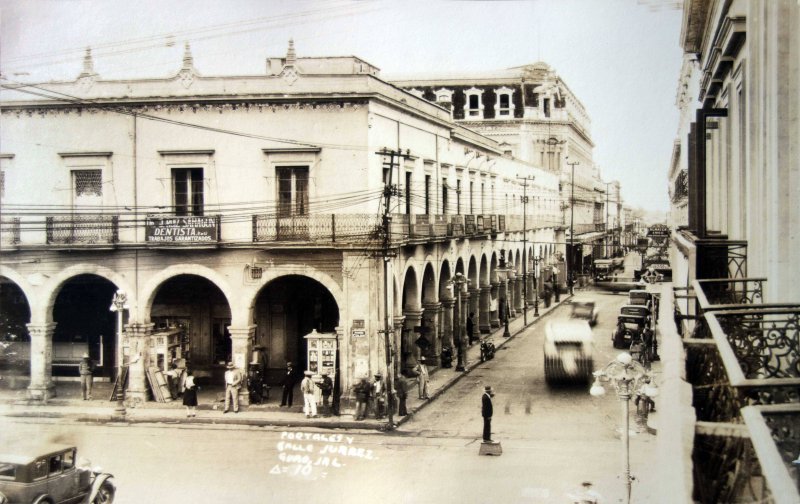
[482,385,495,442]
[182,369,198,417]
[415,357,430,399]
[371,372,386,419]
[223,362,243,414]
[165,361,182,399]
[300,370,317,418]
[280,361,298,407]
[316,372,333,416]
[354,377,370,420]
[466,312,476,344]
[396,374,409,416]
[78,352,94,400]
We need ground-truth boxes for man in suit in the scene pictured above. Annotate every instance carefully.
[482,385,495,442]
[466,313,476,344]
[280,361,298,407]
[79,352,94,400]
[223,362,243,414]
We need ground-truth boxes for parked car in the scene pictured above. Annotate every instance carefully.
[569,299,598,327]
[0,444,115,504]
[628,289,652,311]
[612,305,650,349]
[544,320,594,385]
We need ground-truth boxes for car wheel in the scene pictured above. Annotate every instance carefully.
[94,482,115,504]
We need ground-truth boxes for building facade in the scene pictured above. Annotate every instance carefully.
[0,42,563,410]
[662,1,800,502]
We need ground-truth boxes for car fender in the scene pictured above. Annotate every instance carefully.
[32,495,54,504]
[86,474,114,503]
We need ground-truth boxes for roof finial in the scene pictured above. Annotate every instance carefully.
[286,38,296,66]
[182,41,194,69]
[80,47,96,77]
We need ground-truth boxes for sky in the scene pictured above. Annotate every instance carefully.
[0,0,684,213]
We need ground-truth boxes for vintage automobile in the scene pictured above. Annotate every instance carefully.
[0,444,114,504]
[569,299,598,327]
[628,289,652,311]
[612,304,650,349]
[544,320,594,385]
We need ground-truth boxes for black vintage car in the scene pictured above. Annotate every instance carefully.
[0,444,114,504]
[612,305,650,349]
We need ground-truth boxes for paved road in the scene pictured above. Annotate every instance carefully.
[1,288,660,504]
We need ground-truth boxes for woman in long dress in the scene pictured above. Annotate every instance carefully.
[183,370,198,417]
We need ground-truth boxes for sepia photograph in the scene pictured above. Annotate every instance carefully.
[1,0,798,503]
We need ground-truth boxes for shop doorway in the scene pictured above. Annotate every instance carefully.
[0,278,31,381]
[254,275,339,384]
[52,275,117,378]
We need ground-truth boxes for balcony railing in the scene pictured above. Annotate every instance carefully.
[1,217,20,246]
[684,305,800,503]
[46,214,119,245]
[252,213,382,244]
[688,278,768,339]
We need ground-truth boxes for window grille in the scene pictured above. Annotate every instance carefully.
[74,169,102,197]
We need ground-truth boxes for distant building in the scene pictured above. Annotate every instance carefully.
[0,42,562,409]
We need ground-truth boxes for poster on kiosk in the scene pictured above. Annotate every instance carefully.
[303,329,337,404]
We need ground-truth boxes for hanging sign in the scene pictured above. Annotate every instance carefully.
[146,215,219,243]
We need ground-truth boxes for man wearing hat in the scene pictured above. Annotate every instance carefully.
[300,370,317,418]
[280,362,298,407]
[316,372,334,417]
[415,357,430,400]
[223,362,243,413]
[371,372,386,419]
[481,385,495,442]
[78,352,94,400]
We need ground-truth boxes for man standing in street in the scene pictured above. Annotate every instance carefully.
[416,357,430,400]
[481,385,495,442]
[223,362,243,414]
[280,361,297,407]
[79,352,94,400]
[317,372,333,417]
[371,372,386,419]
[300,370,317,418]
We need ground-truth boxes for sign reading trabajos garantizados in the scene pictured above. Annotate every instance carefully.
[145,215,219,243]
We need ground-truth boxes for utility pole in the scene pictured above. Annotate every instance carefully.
[566,159,579,295]
[516,175,536,325]
[376,147,409,429]
[605,182,610,258]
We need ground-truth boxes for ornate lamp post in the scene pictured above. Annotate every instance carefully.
[448,273,469,372]
[109,289,129,418]
[498,250,511,338]
[589,352,659,504]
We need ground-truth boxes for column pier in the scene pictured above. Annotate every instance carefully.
[229,325,257,406]
[26,323,57,401]
[422,302,442,366]
[479,286,492,334]
[489,282,501,328]
[124,322,154,407]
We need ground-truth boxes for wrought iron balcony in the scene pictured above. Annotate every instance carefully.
[688,278,767,339]
[252,213,381,245]
[46,214,119,245]
[685,306,800,504]
[0,217,20,247]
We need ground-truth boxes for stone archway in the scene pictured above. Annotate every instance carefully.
[400,266,420,375]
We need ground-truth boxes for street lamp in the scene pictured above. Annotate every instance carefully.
[109,289,129,418]
[532,255,540,317]
[589,352,659,504]
[448,273,469,372]
[497,250,511,338]
[566,158,579,296]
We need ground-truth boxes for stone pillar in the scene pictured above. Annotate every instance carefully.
[229,325,256,406]
[393,316,406,375]
[468,288,481,340]
[507,275,517,318]
[26,323,57,401]
[514,274,525,313]
[479,286,492,334]
[422,302,442,366]
[489,281,501,328]
[527,274,537,305]
[440,298,455,350]
[125,322,154,407]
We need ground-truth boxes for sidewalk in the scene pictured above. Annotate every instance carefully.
[0,295,572,431]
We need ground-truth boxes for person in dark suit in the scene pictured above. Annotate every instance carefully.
[280,361,298,407]
[466,313,476,344]
[481,385,495,442]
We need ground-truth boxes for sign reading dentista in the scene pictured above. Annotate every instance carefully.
[145,215,218,243]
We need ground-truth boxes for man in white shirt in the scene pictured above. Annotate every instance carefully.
[223,362,243,414]
[300,371,317,418]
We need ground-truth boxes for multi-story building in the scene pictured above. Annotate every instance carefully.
[661,1,800,503]
[0,42,562,409]
[388,63,610,287]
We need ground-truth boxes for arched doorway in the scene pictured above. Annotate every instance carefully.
[253,275,339,383]
[52,274,117,379]
[0,278,31,383]
[400,267,419,374]
[150,274,232,379]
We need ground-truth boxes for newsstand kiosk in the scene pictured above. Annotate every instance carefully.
[303,329,337,405]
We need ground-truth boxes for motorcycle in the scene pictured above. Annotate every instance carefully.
[480,338,495,362]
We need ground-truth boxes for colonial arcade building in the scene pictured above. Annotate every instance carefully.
[0,42,562,410]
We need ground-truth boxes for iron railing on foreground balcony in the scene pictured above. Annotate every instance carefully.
[685,307,800,503]
[0,217,21,246]
[252,213,382,245]
[742,404,800,503]
[686,278,768,339]
[46,214,119,245]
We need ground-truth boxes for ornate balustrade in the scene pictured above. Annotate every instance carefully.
[689,278,767,339]
[252,213,382,245]
[46,214,119,245]
[742,405,800,503]
[0,217,20,246]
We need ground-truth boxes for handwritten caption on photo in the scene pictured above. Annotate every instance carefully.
[270,431,377,479]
